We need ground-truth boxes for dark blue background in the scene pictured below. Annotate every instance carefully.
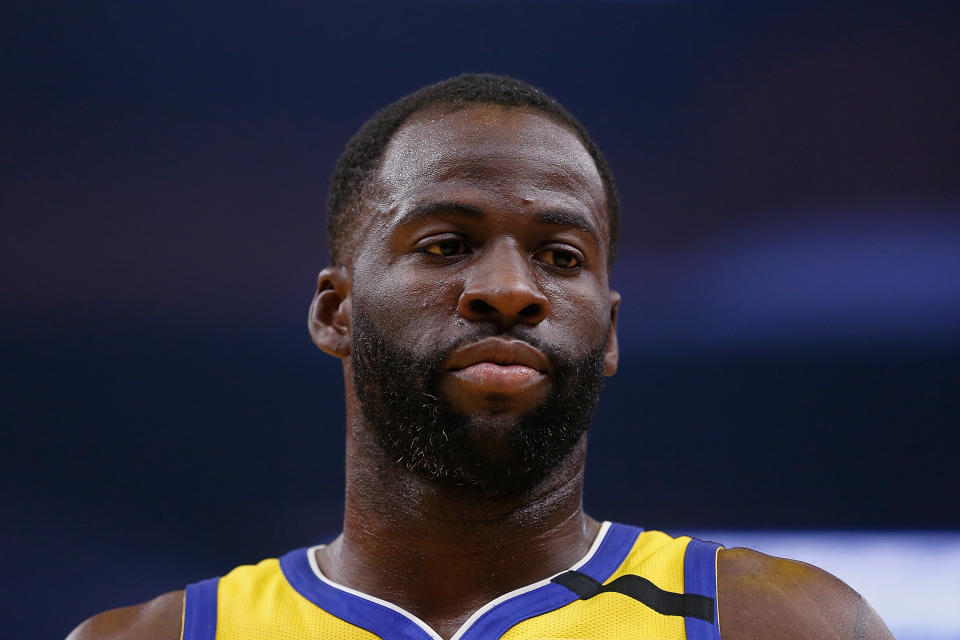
[2,1,958,637]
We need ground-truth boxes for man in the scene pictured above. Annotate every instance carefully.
[69,74,894,640]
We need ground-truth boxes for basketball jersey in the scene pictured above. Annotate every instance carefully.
[181,522,722,640]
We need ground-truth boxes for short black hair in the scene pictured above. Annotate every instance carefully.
[326,73,620,267]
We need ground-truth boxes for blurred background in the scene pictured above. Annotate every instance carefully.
[3,1,958,638]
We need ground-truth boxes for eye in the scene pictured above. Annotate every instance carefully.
[536,247,583,269]
[422,239,469,257]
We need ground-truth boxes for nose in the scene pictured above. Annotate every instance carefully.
[457,240,549,327]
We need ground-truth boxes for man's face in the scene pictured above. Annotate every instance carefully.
[346,103,619,490]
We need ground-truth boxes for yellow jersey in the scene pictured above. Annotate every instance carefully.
[181,522,722,640]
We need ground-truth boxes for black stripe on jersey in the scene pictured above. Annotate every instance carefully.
[551,571,715,623]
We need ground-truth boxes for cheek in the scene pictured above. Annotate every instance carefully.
[353,265,463,348]
[542,280,611,348]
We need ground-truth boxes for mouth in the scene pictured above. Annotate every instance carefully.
[443,337,550,395]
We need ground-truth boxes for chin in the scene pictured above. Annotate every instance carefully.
[404,421,589,495]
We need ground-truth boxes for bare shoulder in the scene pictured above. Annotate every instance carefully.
[716,547,894,640]
[66,590,184,640]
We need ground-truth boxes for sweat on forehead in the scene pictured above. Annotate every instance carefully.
[324,73,621,268]
[379,104,605,208]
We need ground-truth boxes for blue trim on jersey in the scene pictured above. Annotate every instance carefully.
[279,522,642,640]
[182,577,219,640]
[280,547,434,640]
[683,538,723,640]
[457,522,642,640]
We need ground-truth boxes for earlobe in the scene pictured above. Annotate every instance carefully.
[603,291,620,376]
[308,266,353,358]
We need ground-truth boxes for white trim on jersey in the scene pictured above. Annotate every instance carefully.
[305,520,614,640]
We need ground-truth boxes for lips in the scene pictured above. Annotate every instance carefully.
[443,337,550,395]
[444,337,550,373]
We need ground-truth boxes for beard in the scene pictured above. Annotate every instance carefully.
[350,308,607,493]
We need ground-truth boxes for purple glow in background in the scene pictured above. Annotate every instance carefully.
[615,212,960,354]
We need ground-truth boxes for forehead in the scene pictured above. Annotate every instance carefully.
[371,103,608,236]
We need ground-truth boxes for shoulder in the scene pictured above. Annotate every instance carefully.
[65,590,184,640]
[716,547,894,640]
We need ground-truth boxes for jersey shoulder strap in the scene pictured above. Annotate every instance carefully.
[519,529,723,640]
[182,576,218,640]
[682,536,723,640]
[181,554,379,640]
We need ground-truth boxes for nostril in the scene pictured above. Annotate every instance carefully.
[518,303,542,318]
[468,299,497,315]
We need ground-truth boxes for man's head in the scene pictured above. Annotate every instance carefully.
[310,74,621,492]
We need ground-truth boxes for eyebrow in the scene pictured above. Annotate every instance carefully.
[395,201,600,245]
[532,209,600,245]
[395,201,484,226]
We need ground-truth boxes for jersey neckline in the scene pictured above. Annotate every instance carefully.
[278,521,642,640]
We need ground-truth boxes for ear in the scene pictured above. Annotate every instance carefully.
[603,290,620,376]
[308,266,352,358]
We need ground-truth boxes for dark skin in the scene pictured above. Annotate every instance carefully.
[68,104,895,640]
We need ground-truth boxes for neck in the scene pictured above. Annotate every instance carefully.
[317,414,598,639]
